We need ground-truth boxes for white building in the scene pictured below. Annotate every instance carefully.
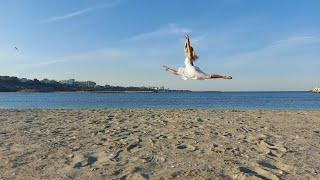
[152,86,166,90]
[311,87,320,93]
[59,79,75,86]
[77,81,96,88]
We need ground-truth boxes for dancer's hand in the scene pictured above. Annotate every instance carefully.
[185,34,189,39]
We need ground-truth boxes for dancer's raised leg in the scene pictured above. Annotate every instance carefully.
[210,74,232,79]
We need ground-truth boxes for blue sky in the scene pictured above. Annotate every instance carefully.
[0,0,319,91]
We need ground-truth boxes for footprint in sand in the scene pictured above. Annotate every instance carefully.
[70,154,98,169]
[257,160,295,174]
[127,138,142,153]
[236,137,296,179]
[110,149,122,162]
[122,167,151,180]
[237,159,295,180]
[142,153,166,163]
[238,165,279,180]
[67,151,113,169]
[211,143,225,154]
[257,140,287,158]
[176,144,197,152]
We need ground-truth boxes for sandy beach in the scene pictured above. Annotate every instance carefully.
[0,109,319,179]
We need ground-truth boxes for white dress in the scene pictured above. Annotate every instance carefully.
[177,57,210,80]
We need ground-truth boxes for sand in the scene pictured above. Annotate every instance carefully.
[0,109,319,179]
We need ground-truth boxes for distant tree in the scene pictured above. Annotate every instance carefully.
[33,79,40,84]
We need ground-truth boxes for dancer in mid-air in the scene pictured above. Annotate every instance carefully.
[164,35,232,80]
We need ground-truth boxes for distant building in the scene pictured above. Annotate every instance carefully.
[311,87,320,93]
[59,79,75,86]
[77,81,96,88]
[152,86,166,90]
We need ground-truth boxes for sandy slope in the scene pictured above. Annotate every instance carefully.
[0,109,319,179]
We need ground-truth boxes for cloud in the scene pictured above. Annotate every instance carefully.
[124,23,191,42]
[221,35,320,69]
[19,47,129,69]
[18,23,194,70]
[40,8,94,23]
[20,59,67,69]
[40,0,121,23]
[271,35,320,48]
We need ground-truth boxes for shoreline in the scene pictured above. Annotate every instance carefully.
[0,109,319,179]
[0,90,313,93]
[0,108,319,112]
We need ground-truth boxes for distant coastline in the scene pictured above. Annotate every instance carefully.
[0,76,190,93]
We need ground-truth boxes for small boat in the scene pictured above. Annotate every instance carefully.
[311,87,320,93]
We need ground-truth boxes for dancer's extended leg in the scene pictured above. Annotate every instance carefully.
[210,74,232,79]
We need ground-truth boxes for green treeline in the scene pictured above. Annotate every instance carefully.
[0,76,159,92]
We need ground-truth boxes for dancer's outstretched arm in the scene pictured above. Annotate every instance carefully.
[184,36,188,51]
[184,35,193,60]
[163,65,179,75]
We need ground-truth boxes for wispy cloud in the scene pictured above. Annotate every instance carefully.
[271,35,320,48]
[40,8,94,23]
[20,23,197,69]
[40,0,121,23]
[19,47,128,69]
[20,59,67,69]
[124,23,191,42]
[221,35,320,68]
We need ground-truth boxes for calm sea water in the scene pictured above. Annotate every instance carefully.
[0,92,319,110]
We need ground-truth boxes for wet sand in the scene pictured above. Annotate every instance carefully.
[0,109,319,179]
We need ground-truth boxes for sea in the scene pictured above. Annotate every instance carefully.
[0,91,319,110]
